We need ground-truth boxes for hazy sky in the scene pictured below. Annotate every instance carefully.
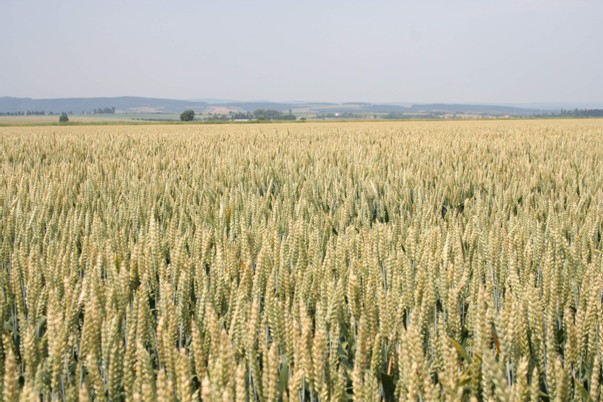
[1,0,602,104]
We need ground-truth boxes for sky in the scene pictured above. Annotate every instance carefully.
[1,0,602,105]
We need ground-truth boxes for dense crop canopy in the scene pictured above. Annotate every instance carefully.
[0,120,602,401]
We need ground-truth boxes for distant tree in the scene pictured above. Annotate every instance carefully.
[59,113,69,123]
[180,110,195,121]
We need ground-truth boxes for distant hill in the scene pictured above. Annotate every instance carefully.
[0,96,208,114]
[218,101,299,112]
[0,96,550,116]
[407,103,543,115]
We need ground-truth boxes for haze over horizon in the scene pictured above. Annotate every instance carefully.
[1,0,602,105]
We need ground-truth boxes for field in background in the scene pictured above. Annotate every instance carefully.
[0,115,130,125]
[0,113,184,125]
[0,120,602,401]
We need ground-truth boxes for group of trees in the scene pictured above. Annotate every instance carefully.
[181,109,298,122]
[206,111,256,121]
[383,112,442,120]
[0,110,70,122]
[253,109,296,120]
[231,111,254,120]
[318,112,362,119]
[218,109,297,121]
[0,111,46,116]
[558,108,603,117]
[93,107,115,114]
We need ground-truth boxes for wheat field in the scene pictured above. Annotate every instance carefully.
[0,120,602,401]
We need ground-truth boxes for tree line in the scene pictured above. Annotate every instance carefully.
[0,111,47,116]
[93,107,115,114]
[200,109,297,121]
[558,108,603,117]
[0,108,116,116]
